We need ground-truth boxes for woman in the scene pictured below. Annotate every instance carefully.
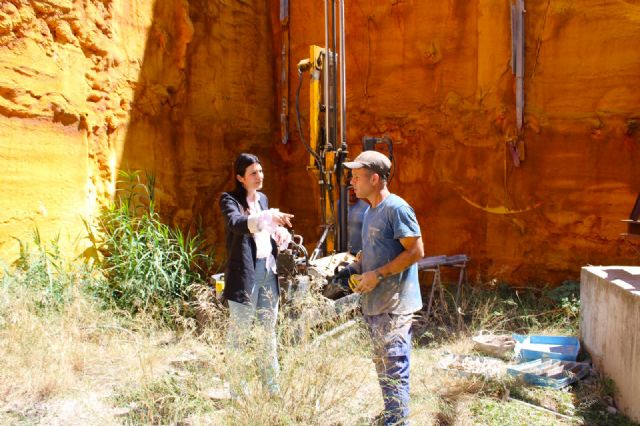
[219,153,293,396]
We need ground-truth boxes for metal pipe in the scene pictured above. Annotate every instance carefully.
[339,0,347,148]
[515,0,525,131]
[280,0,289,144]
[331,0,338,150]
[339,179,348,251]
[321,0,331,256]
[312,319,359,345]
[311,225,332,261]
[510,4,516,75]
[323,0,330,152]
[335,0,348,252]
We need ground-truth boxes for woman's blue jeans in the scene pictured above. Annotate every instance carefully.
[227,258,279,394]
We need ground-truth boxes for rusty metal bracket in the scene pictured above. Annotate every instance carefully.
[622,193,640,237]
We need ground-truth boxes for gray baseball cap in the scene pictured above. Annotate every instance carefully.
[343,150,391,177]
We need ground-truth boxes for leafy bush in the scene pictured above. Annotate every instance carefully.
[86,171,213,325]
[545,280,581,321]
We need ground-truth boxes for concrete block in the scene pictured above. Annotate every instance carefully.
[581,266,640,423]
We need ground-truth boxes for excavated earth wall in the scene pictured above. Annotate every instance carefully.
[272,0,640,283]
[1,0,640,283]
[0,0,279,263]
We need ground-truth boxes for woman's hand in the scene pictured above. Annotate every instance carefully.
[274,226,292,250]
[258,209,294,233]
[272,210,294,227]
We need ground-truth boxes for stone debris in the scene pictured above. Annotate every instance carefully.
[437,353,506,379]
[202,384,232,400]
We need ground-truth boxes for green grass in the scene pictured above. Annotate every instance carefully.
[469,397,572,425]
[414,279,582,346]
[6,229,81,312]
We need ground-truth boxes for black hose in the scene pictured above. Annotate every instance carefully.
[388,137,396,184]
[289,240,309,270]
[295,70,322,166]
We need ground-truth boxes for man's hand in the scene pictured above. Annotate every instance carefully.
[353,270,378,294]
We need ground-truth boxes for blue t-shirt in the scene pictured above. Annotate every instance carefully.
[361,194,422,315]
[348,199,369,254]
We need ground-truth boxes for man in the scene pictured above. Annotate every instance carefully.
[347,184,369,255]
[324,185,369,299]
[342,150,424,425]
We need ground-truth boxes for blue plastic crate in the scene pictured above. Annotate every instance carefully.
[513,334,580,362]
[507,358,590,389]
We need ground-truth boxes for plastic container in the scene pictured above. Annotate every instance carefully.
[513,334,580,362]
[507,358,590,389]
[212,273,225,299]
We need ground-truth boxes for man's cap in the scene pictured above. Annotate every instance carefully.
[343,150,391,177]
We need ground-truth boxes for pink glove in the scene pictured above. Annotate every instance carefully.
[273,226,292,251]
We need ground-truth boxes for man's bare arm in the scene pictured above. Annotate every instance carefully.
[354,236,424,294]
[376,236,424,278]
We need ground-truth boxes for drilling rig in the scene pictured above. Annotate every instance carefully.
[276,0,397,341]
[294,1,349,259]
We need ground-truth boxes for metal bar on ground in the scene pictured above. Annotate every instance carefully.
[312,319,359,345]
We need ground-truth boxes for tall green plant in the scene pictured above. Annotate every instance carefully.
[6,229,75,310]
[88,171,213,324]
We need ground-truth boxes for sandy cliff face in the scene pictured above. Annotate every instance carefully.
[273,0,640,283]
[2,0,639,283]
[0,0,156,257]
[119,0,278,250]
[0,0,278,261]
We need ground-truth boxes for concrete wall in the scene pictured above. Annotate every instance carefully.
[580,266,640,422]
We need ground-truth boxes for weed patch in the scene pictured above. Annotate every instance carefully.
[5,229,87,312]
[85,171,214,326]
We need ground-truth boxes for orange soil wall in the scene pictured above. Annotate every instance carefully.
[0,0,156,259]
[271,0,640,283]
[0,1,282,262]
[2,0,639,284]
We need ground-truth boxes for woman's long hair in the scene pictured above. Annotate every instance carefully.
[233,153,261,199]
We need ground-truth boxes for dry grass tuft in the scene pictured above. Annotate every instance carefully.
[0,280,192,424]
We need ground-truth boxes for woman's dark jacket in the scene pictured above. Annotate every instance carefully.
[219,189,278,305]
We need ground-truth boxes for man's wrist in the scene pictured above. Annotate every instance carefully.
[375,269,385,282]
